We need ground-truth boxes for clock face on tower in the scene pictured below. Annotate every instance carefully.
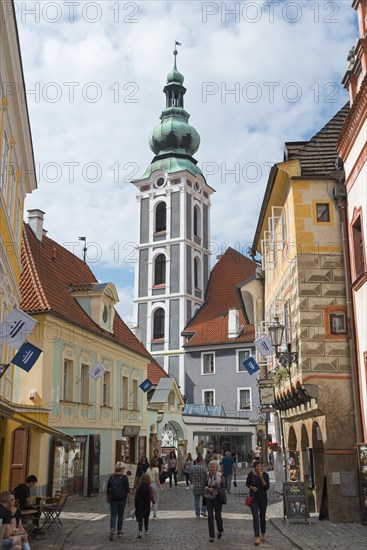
[155,177,166,188]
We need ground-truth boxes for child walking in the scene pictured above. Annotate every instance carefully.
[134,473,155,538]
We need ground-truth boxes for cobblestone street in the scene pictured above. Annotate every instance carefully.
[30,473,367,550]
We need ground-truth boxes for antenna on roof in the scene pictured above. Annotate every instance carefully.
[78,236,87,262]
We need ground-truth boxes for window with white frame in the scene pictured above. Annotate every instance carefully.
[1,130,9,193]
[121,374,129,409]
[237,388,251,410]
[80,364,90,403]
[62,359,74,401]
[330,311,347,335]
[284,301,291,343]
[203,389,215,406]
[237,349,250,372]
[202,352,215,374]
[103,371,110,407]
[132,378,139,410]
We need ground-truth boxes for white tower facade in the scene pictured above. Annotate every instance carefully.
[132,49,214,392]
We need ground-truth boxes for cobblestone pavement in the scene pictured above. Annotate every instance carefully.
[30,472,367,550]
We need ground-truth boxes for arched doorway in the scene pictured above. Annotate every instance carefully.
[300,424,310,485]
[312,421,327,517]
[287,425,299,481]
[159,421,186,472]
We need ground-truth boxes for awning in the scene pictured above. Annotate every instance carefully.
[0,399,74,442]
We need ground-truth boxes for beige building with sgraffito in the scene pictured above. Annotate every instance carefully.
[251,105,361,522]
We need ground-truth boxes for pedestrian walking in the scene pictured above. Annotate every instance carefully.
[190,455,207,518]
[267,447,274,471]
[211,453,221,472]
[167,450,178,489]
[195,440,205,456]
[205,461,226,542]
[134,474,155,538]
[183,453,193,489]
[220,451,236,493]
[246,461,270,546]
[146,459,162,519]
[151,449,164,473]
[134,456,148,490]
[106,462,131,541]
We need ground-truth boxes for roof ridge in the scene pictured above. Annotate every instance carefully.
[297,103,350,157]
[22,226,50,310]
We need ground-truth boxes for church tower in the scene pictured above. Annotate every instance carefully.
[132,48,214,392]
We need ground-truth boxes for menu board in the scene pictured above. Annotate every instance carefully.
[283,482,311,525]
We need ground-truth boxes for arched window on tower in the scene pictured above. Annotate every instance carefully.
[154,254,166,285]
[155,202,166,233]
[153,308,165,340]
[193,205,201,238]
[194,257,200,289]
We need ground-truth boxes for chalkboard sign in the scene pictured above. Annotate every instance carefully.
[283,482,311,525]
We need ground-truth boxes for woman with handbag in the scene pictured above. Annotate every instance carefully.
[183,453,193,489]
[205,461,226,542]
[146,459,162,519]
[246,462,270,546]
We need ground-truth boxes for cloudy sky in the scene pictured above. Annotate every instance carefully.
[16,0,357,323]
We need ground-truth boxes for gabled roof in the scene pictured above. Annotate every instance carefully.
[150,377,182,404]
[20,224,151,360]
[147,361,169,385]
[183,248,257,347]
[296,103,349,177]
[252,104,350,253]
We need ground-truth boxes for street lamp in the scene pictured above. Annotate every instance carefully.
[268,315,298,378]
[268,315,299,482]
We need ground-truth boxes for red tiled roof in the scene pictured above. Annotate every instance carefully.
[183,248,257,347]
[20,224,152,360]
[147,361,169,385]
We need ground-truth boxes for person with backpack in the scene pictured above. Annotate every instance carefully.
[134,474,155,538]
[106,462,131,541]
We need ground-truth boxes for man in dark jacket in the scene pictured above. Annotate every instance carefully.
[106,462,131,541]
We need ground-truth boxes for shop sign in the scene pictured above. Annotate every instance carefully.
[122,425,140,436]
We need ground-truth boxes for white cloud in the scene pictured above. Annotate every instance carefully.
[18,0,357,320]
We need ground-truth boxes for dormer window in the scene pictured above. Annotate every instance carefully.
[69,282,119,333]
[102,304,108,323]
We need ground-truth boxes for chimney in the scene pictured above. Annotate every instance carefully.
[28,209,45,242]
[131,325,142,342]
[228,308,240,338]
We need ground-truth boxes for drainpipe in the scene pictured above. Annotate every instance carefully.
[333,182,363,440]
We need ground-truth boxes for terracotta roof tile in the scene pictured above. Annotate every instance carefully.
[147,361,169,385]
[20,224,152,360]
[297,104,350,176]
[183,248,257,347]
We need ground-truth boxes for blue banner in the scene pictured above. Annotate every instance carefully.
[11,342,43,372]
[242,356,260,375]
[139,378,153,392]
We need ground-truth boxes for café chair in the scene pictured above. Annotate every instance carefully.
[40,491,68,532]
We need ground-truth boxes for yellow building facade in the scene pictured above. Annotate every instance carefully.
[252,106,361,522]
[14,217,152,496]
[0,0,41,491]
